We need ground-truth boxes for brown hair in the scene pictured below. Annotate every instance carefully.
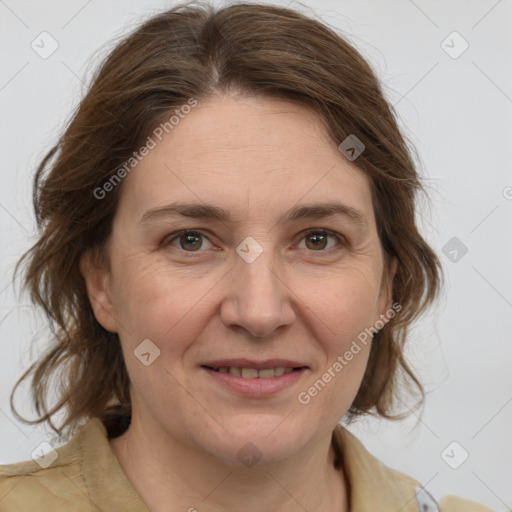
[11,1,442,440]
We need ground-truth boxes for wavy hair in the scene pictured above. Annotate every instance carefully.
[11,1,442,439]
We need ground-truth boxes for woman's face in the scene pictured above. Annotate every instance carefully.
[83,94,395,464]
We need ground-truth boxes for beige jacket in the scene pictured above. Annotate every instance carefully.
[0,418,493,511]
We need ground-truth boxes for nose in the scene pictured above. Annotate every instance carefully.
[220,250,296,338]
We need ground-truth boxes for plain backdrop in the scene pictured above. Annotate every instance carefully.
[1,0,511,510]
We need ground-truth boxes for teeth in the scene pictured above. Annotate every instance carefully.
[213,366,300,378]
[241,368,259,379]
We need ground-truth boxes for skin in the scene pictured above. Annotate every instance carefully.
[80,93,396,512]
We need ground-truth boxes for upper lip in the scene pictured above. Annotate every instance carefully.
[201,358,309,370]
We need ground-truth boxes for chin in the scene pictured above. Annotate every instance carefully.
[196,415,315,467]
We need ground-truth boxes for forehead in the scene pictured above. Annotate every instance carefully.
[117,94,375,225]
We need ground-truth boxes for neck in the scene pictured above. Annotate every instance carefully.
[109,415,349,512]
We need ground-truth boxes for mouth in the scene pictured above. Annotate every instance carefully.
[200,359,309,398]
[202,365,306,379]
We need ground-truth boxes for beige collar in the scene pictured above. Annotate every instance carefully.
[332,424,421,511]
[51,418,422,511]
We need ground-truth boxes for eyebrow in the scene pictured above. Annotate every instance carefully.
[139,201,368,227]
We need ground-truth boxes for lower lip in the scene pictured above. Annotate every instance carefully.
[202,367,307,398]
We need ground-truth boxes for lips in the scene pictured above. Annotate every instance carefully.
[206,366,301,378]
[201,358,308,371]
[200,358,309,396]
[201,358,307,378]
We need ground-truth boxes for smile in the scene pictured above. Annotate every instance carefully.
[201,364,308,398]
[204,366,305,378]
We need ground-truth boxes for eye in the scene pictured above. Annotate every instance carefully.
[297,229,344,251]
[162,229,344,254]
[164,230,213,252]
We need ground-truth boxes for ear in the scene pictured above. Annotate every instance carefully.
[79,249,118,333]
[376,256,398,322]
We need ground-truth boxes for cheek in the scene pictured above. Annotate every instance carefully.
[110,256,216,351]
[320,289,375,380]
[304,268,382,341]
[298,279,375,422]
[294,269,378,402]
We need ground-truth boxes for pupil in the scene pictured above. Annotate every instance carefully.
[181,233,202,251]
[306,233,327,250]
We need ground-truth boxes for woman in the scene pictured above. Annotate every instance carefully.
[0,2,494,511]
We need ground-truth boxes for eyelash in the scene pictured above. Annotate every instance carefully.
[162,229,346,254]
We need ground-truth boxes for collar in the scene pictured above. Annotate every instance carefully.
[332,424,423,511]
[78,417,149,511]
[74,418,422,511]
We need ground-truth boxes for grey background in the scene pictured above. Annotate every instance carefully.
[1,0,511,510]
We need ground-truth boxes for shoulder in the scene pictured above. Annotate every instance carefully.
[0,465,85,511]
[332,425,494,512]
[439,495,495,511]
[0,456,89,511]
[385,468,494,512]
[0,418,103,512]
